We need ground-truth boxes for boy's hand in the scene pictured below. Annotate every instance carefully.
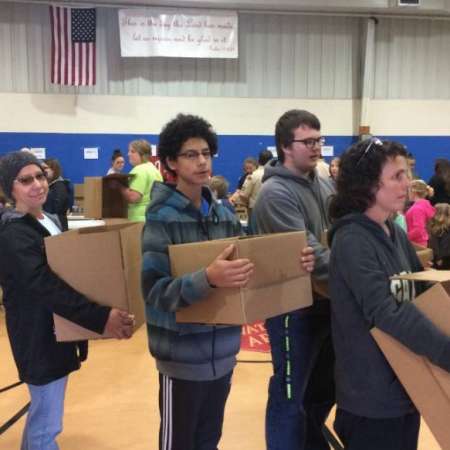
[104,308,134,339]
[301,246,315,273]
[206,244,254,288]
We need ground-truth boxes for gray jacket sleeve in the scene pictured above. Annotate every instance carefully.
[254,191,330,281]
[335,229,450,372]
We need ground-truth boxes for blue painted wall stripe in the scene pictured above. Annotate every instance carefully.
[0,132,447,189]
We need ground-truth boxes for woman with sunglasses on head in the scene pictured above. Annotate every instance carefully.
[0,151,134,450]
[328,139,450,450]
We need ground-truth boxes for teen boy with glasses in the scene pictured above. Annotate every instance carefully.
[142,113,254,450]
[252,109,335,450]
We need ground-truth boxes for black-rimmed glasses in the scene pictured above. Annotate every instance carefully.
[356,137,383,167]
[291,137,325,149]
[178,150,212,161]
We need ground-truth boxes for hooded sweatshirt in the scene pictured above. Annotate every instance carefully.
[405,198,435,246]
[252,160,335,312]
[141,182,242,381]
[329,213,450,418]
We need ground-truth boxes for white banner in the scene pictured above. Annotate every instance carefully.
[119,8,238,58]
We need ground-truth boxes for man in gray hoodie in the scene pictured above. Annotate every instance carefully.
[252,109,335,450]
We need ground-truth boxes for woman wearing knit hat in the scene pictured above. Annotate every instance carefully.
[0,151,134,449]
[115,139,163,222]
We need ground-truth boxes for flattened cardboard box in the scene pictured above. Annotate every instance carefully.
[170,231,312,325]
[372,270,450,450]
[45,221,145,341]
[84,174,132,219]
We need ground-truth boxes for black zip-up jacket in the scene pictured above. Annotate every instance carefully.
[0,210,110,385]
[329,213,450,418]
[43,177,70,231]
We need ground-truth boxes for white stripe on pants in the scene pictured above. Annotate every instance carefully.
[162,375,173,450]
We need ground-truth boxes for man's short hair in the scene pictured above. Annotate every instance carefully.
[275,110,321,163]
[258,150,273,166]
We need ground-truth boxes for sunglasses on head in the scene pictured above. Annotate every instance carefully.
[356,137,383,167]
[14,172,47,186]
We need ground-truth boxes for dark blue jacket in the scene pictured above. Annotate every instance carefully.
[142,182,242,381]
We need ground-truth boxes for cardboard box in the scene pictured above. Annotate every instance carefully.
[73,183,84,212]
[170,231,313,325]
[45,221,145,341]
[83,174,131,219]
[413,243,434,268]
[371,270,450,450]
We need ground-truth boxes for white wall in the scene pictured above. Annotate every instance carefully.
[2,93,450,136]
[0,93,358,135]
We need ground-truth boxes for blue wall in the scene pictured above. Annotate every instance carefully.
[0,132,447,189]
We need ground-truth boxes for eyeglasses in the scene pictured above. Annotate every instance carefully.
[14,172,47,186]
[356,137,383,167]
[291,137,325,149]
[178,149,212,161]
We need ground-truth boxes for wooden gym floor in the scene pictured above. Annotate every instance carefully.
[0,311,439,450]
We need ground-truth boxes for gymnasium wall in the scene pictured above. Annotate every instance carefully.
[0,4,449,187]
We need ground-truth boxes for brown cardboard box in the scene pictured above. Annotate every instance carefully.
[371,270,450,450]
[413,243,434,268]
[74,183,84,211]
[83,174,131,219]
[45,221,145,341]
[170,231,313,325]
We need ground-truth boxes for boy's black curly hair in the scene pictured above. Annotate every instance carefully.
[157,114,218,176]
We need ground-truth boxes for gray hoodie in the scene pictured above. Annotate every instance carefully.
[329,213,450,418]
[253,160,334,280]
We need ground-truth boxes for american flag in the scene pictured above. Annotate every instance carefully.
[50,6,96,86]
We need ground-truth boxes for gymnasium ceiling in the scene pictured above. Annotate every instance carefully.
[3,0,450,17]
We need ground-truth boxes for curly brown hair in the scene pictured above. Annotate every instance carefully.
[329,139,408,221]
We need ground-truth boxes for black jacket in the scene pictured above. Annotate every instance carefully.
[329,214,450,418]
[0,210,110,385]
[43,178,70,231]
[429,230,450,270]
[428,175,450,205]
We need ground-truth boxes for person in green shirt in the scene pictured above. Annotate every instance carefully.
[119,139,163,222]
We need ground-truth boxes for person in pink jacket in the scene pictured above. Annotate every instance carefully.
[406,179,436,246]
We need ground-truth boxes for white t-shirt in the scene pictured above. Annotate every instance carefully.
[38,214,61,236]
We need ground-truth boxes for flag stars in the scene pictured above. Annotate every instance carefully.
[72,9,96,43]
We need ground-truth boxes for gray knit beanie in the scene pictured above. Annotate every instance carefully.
[0,151,44,200]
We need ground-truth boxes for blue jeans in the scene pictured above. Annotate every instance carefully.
[21,376,68,450]
[265,312,335,450]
